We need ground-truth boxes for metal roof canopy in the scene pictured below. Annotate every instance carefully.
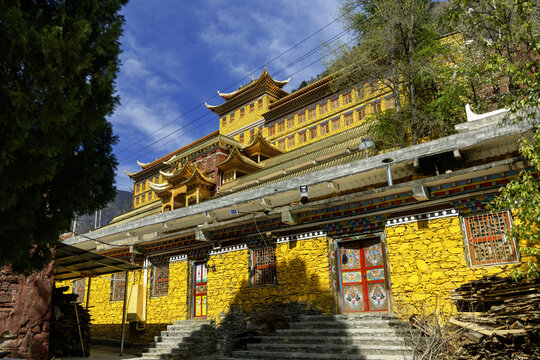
[54,243,141,281]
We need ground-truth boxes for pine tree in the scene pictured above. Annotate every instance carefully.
[0,0,128,272]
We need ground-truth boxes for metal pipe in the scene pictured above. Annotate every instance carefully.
[120,270,128,355]
[85,277,91,310]
[386,164,393,186]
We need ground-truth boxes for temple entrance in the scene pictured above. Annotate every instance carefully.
[193,262,207,318]
[338,237,389,312]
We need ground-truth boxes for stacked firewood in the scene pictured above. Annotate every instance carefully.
[447,275,540,359]
[49,286,91,357]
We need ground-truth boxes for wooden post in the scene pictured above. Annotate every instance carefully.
[120,270,128,355]
[85,277,92,310]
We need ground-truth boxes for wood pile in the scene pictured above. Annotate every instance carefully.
[447,275,540,359]
[49,286,91,358]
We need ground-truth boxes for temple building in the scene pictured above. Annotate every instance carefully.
[58,67,536,354]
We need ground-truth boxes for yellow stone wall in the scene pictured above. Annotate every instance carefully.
[55,261,189,343]
[385,216,527,318]
[206,237,333,323]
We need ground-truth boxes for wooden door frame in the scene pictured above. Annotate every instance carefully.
[191,260,208,319]
[334,232,393,314]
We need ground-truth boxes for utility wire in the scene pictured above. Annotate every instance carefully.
[117,30,356,167]
[115,5,360,161]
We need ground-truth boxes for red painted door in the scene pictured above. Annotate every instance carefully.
[339,238,388,312]
[193,262,207,318]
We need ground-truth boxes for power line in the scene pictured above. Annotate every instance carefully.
[114,5,360,161]
[117,29,356,167]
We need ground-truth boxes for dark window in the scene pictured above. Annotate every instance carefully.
[111,272,126,301]
[152,264,169,297]
[251,247,277,286]
[462,211,518,266]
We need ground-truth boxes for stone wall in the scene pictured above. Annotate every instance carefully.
[385,215,527,317]
[55,236,333,345]
[0,263,53,360]
[207,236,333,323]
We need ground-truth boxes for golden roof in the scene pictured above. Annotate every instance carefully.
[242,131,283,158]
[160,163,194,184]
[217,67,289,100]
[206,67,290,116]
[182,167,216,187]
[216,147,262,173]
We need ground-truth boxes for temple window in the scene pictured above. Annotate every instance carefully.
[298,112,306,123]
[299,131,306,143]
[239,133,244,143]
[357,107,366,122]
[309,127,317,139]
[287,136,295,148]
[278,139,286,150]
[319,103,328,115]
[110,272,126,301]
[331,98,339,110]
[371,101,382,113]
[320,121,329,136]
[250,246,277,286]
[152,263,169,297]
[135,196,139,205]
[345,113,354,126]
[287,117,295,129]
[308,108,316,120]
[258,98,263,109]
[250,128,255,141]
[331,117,341,131]
[72,279,85,303]
[357,86,365,99]
[268,124,276,136]
[230,112,235,122]
[462,211,519,266]
[250,103,255,112]
[278,121,285,132]
[343,92,352,105]
[222,117,226,126]
[141,193,146,203]
[240,108,245,118]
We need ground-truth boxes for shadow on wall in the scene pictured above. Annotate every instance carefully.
[214,255,334,355]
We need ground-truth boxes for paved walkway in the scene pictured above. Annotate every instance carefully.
[58,345,141,360]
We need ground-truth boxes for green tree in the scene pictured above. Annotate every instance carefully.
[0,0,127,272]
[326,0,468,149]
[447,0,540,278]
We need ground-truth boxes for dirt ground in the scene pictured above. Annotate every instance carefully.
[55,345,141,360]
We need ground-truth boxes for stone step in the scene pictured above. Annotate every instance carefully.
[173,319,213,326]
[288,319,409,329]
[276,327,410,337]
[229,350,414,360]
[166,323,214,331]
[298,313,398,322]
[258,334,408,346]
[246,342,412,355]
[160,329,210,338]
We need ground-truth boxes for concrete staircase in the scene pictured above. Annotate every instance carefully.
[220,313,415,360]
[141,319,215,359]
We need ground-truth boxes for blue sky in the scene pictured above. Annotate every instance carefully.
[111,0,349,191]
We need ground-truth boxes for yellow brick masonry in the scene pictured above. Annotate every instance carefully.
[56,261,188,342]
[206,236,333,323]
[55,237,332,340]
[385,216,529,318]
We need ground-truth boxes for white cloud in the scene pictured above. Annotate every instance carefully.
[197,0,345,89]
